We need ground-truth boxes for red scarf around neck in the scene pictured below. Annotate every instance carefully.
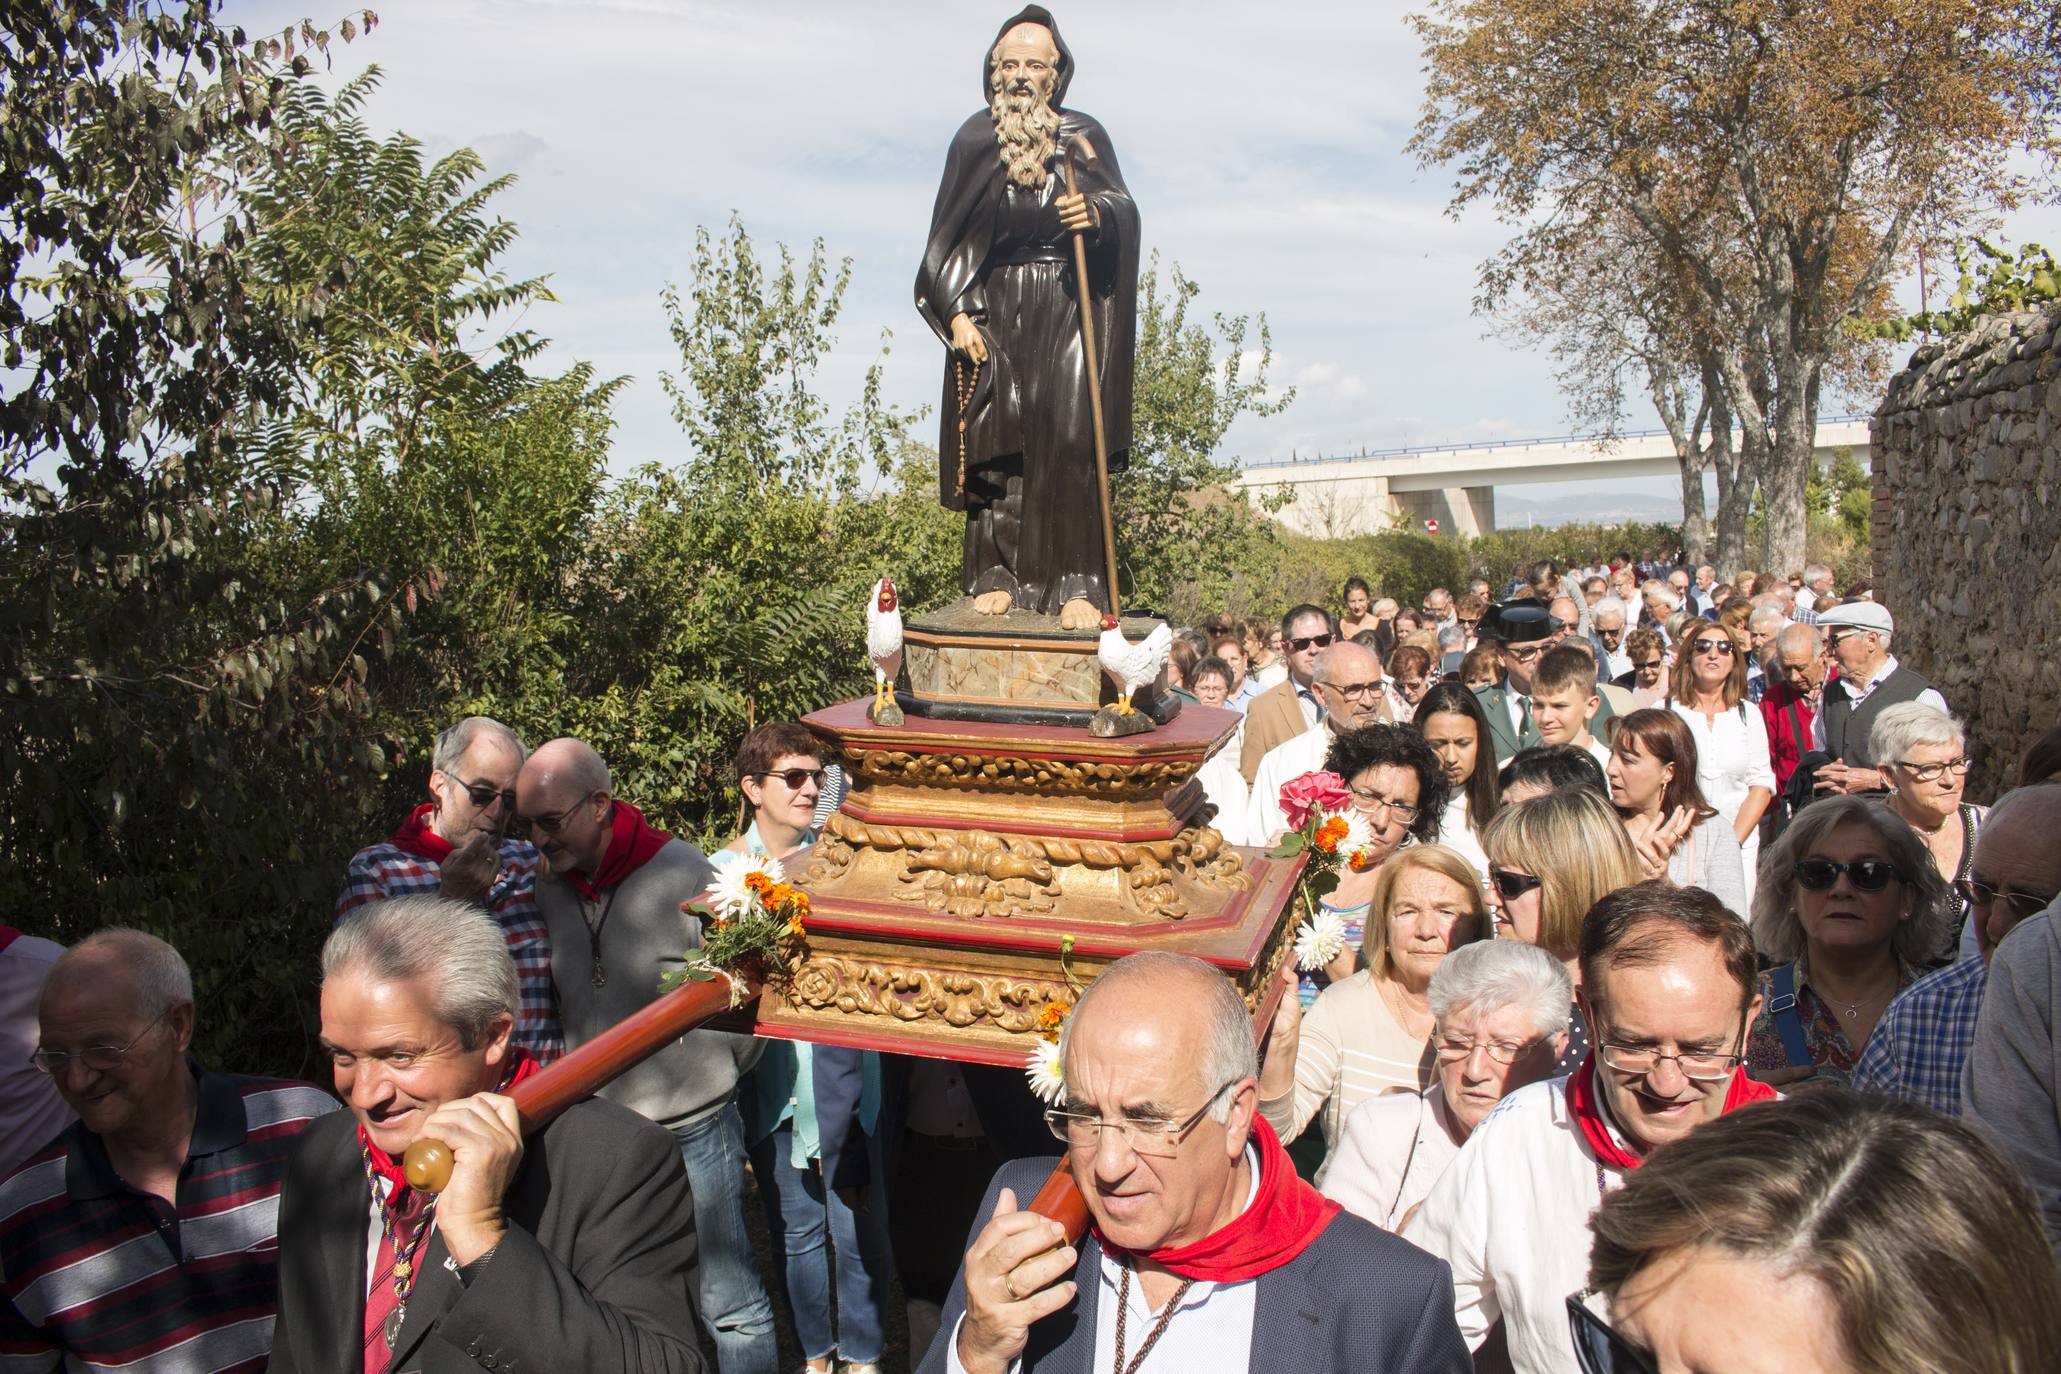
[358,1048,542,1202]
[389,803,455,863]
[1092,1115,1340,1283]
[1565,1053,1776,1172]
[559,801,671,901]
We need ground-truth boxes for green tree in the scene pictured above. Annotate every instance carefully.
[1116,258,1293,623]
[0,3,386,1070]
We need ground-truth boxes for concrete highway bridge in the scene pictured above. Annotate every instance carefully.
[1232,417,1872,537]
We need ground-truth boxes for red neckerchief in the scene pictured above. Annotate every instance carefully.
[357,1049,543,1203]
[389,803,454,864]
[559,801,671,901]
[1093,1115,1339,1283]
[1565,1053,1776,1172]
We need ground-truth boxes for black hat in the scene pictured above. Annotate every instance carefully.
[1478,598,1559,645]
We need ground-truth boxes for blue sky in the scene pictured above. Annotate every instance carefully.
[231,1,2051,513]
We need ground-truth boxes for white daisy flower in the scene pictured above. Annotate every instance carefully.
[706,852,785,921]
[1294,908,1349,972]
[1333,809,1377,865]
[1025,1037,1066,1105]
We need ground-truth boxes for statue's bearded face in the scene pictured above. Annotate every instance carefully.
[990,24,1061,190]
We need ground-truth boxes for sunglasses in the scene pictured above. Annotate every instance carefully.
[1289,633,1335,652]
[1504,644,1545,663]
[1688,638,1735,656]
[1488,866,1543,901]
[1568,1291,1656,1374]
[1793,858,1905,892]
[755,768,827,791]
[1595,627,1623,640]
[457,778,517,811]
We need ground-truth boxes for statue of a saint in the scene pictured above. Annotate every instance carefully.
[915,6,1139,632]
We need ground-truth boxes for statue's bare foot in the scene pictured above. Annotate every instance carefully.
[1059,598,1100,631]
[972,590,1013,615]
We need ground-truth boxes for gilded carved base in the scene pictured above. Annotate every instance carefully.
[735,697,1304,1066]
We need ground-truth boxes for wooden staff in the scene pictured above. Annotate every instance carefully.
[397,970,1096,1239]
[1062,136,1123,623]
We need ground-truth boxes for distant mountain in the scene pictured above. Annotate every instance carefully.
[1493,488,1683,528]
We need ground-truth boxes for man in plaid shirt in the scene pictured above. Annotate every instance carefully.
[1854,786,2061,1114]
[337,717,563,1060]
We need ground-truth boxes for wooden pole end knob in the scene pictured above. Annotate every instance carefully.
[402,1137,454,1193]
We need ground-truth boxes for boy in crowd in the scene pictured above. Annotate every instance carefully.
[1530,644,1612,773]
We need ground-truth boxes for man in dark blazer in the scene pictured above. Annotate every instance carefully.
[917,954,1467,1374]
[269,895,704,1374]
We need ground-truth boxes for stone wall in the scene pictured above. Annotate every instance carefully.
[1870,301,2061,799]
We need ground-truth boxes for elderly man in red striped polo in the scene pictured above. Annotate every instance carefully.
[0,929,337,1372]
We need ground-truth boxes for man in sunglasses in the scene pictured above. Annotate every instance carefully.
[1473,600,1617,768]
[1807,603,1946,796]
[1405,883,1774,1374]
[923,952,1469,1374]
[1238,604,1340,784]
[1856,785,2061,1116]
[1587,596,1632,680]
[339,716,563,1060]
[2,930,336,1372]
[518,737,778,1374]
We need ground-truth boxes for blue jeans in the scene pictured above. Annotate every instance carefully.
[674,1102,779,1374]
[749,1125,894,1365]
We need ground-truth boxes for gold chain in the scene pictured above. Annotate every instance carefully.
[953,355,980,494]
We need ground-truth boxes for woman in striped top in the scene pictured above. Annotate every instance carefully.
[1258,844,1488,1170]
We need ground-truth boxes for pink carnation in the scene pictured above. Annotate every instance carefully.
[1277,770,1351,832]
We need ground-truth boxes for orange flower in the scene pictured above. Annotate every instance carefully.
[1313,815,1349,854]
[784,917,806,939]
[784,890,811,918]
[1036,1000,1070,1043]
[743,871,774,895]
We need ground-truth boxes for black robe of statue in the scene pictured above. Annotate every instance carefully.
[914,6,1139,615]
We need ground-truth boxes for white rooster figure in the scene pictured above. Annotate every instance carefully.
[866,576,904,716]
[1097,613,1172,716]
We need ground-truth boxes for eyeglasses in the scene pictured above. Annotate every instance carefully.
[1632,658,1664,672]
[1457,617,1480,628]
[1779,660,1817,678]
[1044,1081,1235,1157]
[1349,783,1420,823]
[30,1006,173,1076]
[1593,1015,1747,1081]
[519,791,602,835]
[1595,627,1623,641]
[1324,679,1384,703]
[1488,866,1543,901]
[1955,878,2058,922]
[1289,633,1335,652]
[455,776,516,812]
[755,768,826,791]
[1893,757,1970,783]
[1794,858,1905,892]
[1568,1291,1657,1374]
[1504,644,1545,663]
[1434,1032,1543,1064]
[1688,638,1735,656]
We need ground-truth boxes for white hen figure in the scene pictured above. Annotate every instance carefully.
[1097,614,1172,716]
[866,576,904,715]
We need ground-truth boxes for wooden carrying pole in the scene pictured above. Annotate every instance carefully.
[1062,136,1123,623]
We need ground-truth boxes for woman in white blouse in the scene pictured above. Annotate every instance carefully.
[1667,623,1774,900]
[1319,941,1570,1230]
[1415,680,1497,890]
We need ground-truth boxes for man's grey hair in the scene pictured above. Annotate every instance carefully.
[323,896,518,1050]
[1427,940,1570,1039]
[1059,952,1256,1124]
[1750,797,1952,964]
[432,716,528,778]
[1312,639,1380,687]
[1438,623,1467,652]
[55,929,193,1017]
[1748,605,1786,634]
[1775,622,1819,658]
[1804,563,1832,586]
[1590,595,1627,624]
[1641,580,1680,611]
[1869,702,1964,768]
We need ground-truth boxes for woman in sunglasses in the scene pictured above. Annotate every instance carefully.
[1744,796,1951,1087]
[1481,788,1643,1074]
[1666,619,1775,902]
[1573,1091,2061,1374]
[1871,702,1985,962]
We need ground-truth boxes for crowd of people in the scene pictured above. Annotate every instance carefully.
[4,550,2060,1374]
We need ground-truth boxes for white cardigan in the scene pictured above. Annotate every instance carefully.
[1401,1078,1622,1374]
